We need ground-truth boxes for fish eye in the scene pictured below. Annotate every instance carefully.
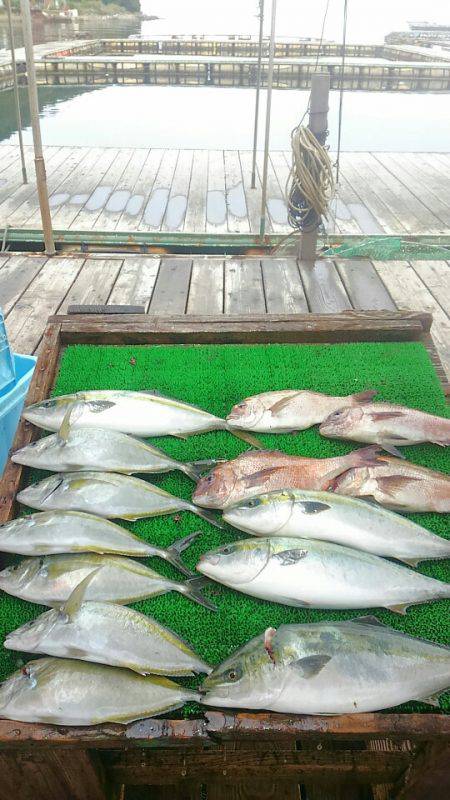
[247,498,261,508]
[227,667,242,682]
[221,546,233,555]
[237,403,246,409]
[206,475,214,484]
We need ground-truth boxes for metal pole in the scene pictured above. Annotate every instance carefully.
[6,0,27,184]
[259,0,277,240]
[251,0,265,189]
[298,71,330,261]
[20,0,55,255]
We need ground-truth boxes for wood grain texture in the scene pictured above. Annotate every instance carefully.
[0,750,109,800]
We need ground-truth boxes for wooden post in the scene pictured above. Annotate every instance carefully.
[298,70,330,261]
[5,0,27,184]
[259,0,277,240]
[19,0,55,256]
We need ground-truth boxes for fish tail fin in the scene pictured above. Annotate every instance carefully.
[351,389,377,404]
[189,504,224,529]
[349,445,385,468]
[226,425,264,449]
[179,576,217,611]
[182,459,220,481]
[162,531,202,577]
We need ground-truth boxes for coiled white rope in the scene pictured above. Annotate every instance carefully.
[286,124,335,231]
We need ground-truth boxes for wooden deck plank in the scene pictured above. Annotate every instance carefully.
[140,149,178,231]
[262,257,308,313]
[327,168,383,235]
[120,148,164,231]
[108,257,160,311]
[0,145,21,174]
[162,149,193,232]
[299,259,352,313]
[4,257,84,353]
[356,153,447,234]
[410,260,450,317]
[374,153,450,226]
[257,150,289,233]
[58,259,123,312]
[373,260,450,377]
[92,148,149,232]
[224,150,249,234]
[73,148,135,230]
[335,259,396,310]
[0,147,65,220]
[206,150,228,233]
[239,149,270,235]
[49,147,119,229]
[10,148,88,227]
[339,155,408,235]
[401,153,450,210]
[0,255,48,316]
[148,257,192,314]
[224,258,266,313]
[187,258,224,314]
[184,149,209,234]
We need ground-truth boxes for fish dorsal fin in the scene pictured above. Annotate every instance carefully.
[350,615,388,628]
[290,654,332,678]
[269,392,302,415]
[60,567,102,620]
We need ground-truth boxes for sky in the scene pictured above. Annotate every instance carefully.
[140,0,449,43]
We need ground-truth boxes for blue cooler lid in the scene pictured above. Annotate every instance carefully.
[0,309,16,397]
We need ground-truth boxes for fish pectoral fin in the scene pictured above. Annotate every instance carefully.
[385,603,409,615]
[290,654,332,679]
[375,475,420,498]
[369,411,405,421]
[268,393,302,414]
[173,433,189,440]
[300,501,331,514]
[228,428,264,449]
[272,549,308,566]
[242,467,281,489]
[62,567,102,618]
[86,400,116,413]
[418,693,442,708]
[400,558,421,568]
[380,443,406,459]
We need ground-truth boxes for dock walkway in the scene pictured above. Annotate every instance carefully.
[1,146,449,237]
[2,252,449,379]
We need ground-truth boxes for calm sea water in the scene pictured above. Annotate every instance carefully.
[1,85,449,151]
[0,0,449,152]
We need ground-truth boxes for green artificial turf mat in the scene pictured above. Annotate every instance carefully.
[1,341,449,717]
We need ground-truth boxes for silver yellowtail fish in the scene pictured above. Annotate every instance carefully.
[320,402,450,455]
[196,537,450,614]
[16,471,223,528]
[227,389,376,433]
[0,512,200,576]
[0,658,201,725]
[0,552,215,610]
[22,390,261,446]
[201,617,450,714]
[12,421,215,480]
[223,489,450,566]
[5,570,211,676]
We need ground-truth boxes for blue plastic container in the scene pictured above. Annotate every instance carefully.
[0,353,37,477]
[0,311,15,397]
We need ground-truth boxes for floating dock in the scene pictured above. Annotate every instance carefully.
[0,146,448,237]
[1,38,449,91]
